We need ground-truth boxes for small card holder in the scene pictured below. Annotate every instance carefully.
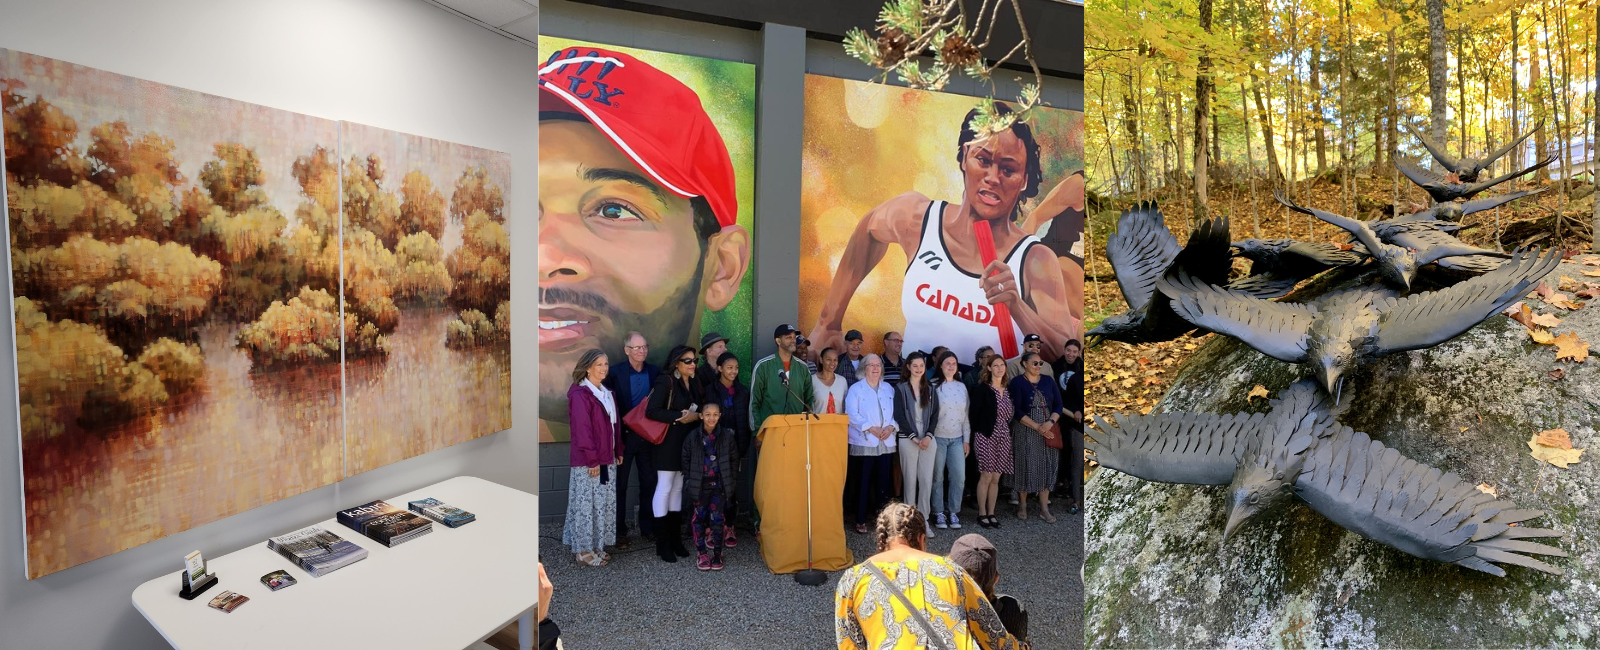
[179,570,218,600]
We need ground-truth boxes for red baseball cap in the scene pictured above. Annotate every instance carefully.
[539,46,739,229]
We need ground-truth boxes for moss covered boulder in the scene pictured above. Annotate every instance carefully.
[1084,262,1600,648]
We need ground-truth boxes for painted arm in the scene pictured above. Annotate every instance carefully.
[983,246,1078,360]
[807,193,927,353]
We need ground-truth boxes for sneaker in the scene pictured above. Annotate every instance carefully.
[711,557,725,571]
[1008,493,1019,505]
[697,553,712,571]
[934,512,949,529]
[725,528,737,548]
[949,514,961,529]
[925,522,936,539]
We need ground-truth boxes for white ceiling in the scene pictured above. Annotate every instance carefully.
[426,0,539,44]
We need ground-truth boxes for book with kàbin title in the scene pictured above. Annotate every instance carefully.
[337,500,434,547]
[407,498,476,528]
[266,526,368,577]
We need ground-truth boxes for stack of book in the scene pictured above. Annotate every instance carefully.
[407,498,476,528]
[337,500,434,547]
[266,527,369,577]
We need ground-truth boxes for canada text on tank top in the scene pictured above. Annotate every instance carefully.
[901,200,1037,363]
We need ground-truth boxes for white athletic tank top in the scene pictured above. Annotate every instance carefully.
[901,200,1039,363]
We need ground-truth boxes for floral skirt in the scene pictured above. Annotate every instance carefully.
[562,466,617,553]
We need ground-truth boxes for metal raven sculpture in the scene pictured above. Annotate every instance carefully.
[1087,381,1567,577]
[1397,154,1557,203]
[1275,192,1508,290]
[1156,246,1561,394]
[1403,121,1542,183]
[1088,203,1241,347]
[1229,239,1370,299]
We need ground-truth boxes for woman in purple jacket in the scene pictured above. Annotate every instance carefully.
[564,349,623,567]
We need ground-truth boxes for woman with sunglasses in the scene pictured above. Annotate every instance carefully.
[1007,351,1062,523]
[645,344,706,563]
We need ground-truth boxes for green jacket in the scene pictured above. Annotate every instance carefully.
[749,352,814,434]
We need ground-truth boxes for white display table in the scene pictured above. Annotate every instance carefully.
[132,476,538,650]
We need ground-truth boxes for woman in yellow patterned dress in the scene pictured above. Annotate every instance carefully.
[834,503,1026,649]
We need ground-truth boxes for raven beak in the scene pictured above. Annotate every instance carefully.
[1085,330,1104,349]
[1319,368,1340,395]
[1222,506,1250,542]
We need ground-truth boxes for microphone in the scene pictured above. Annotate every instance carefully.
[777,368,814,419]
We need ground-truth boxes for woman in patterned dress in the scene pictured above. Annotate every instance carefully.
[968,354,1013,529]
[563,349,623,567]
[1007,352,1062,523]
[834,503,1026,650]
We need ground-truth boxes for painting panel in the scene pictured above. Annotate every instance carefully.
[2,49,342,578]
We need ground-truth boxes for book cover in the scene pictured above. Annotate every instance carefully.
[266,526,368,577]
[361,510,434,547]
[207,591,249,613]
[407,498,477,528]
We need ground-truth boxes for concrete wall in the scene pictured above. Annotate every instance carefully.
[0,1,541,647]
[536,0,1083,522]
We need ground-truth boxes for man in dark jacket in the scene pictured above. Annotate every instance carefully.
[696,331,729,393]
[603,331,659,548]
[835,329,865,385]
[1053,339,1085,513]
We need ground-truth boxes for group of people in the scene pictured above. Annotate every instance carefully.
[561,321,1085,572]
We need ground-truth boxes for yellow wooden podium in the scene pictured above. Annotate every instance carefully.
[753,414,854,574]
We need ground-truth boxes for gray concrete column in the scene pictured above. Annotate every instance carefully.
[751,22,805,360]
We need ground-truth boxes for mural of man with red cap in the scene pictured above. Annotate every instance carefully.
[538,46,751,430]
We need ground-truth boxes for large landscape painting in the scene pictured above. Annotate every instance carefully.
[2,49,511,579]
[339,121,511,475]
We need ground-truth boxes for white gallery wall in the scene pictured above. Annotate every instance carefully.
[0,0,540,647]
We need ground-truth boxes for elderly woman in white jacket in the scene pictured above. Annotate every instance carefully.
[844,354,897,534]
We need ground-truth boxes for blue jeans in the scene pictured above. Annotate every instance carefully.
[931,436,967,516]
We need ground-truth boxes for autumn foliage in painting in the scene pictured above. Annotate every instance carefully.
[4,78,510,440]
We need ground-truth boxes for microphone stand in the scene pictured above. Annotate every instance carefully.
[780,369,828,587]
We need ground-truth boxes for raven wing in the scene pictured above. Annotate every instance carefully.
[1403,122,1466,174]
[1294,426,1566,577]
[1477,120,1541,169]
[1225,273,1302,299]
[1396,159,1452,196]
[1384,228,1505,273]
[1107,201,1181,310]
[1458,155,1559,198]
[1275,192,1395,259]
[1087,410,1268,485]
[1157,269,1317,363]
[1372,247,1561,354]
[1460,188,1545,216]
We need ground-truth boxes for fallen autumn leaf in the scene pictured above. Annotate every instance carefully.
[1247,385,1270,402]
[1475,482,1498,497]
[1553,332,1590,362]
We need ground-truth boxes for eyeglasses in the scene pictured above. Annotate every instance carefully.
[1030,361,1045,367]
[625,344,649,351]
[678,357,697,366]
[885,338,903,344]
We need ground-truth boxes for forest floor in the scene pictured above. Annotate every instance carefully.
[1082,170,1598,439]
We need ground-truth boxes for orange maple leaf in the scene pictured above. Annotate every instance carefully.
[1531,312,1563,328]
[1553,332,1590,362]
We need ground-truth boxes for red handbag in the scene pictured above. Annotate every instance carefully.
[622,382,672,445]
[1042,421,1064,449]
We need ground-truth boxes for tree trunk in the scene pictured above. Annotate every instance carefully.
[1457,28,1469,154]
[1252,68,1284,184]
[1125,83,1143,195]
[1389,25,1400,216]
[1512,9,1521,171]
[1533,53,1550,181]
[1426,0,1449,153]
[1593,2,1599,251]
[1312,31,1326,176]
[1193,0,1214,224]
[1244,77,1261,238]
